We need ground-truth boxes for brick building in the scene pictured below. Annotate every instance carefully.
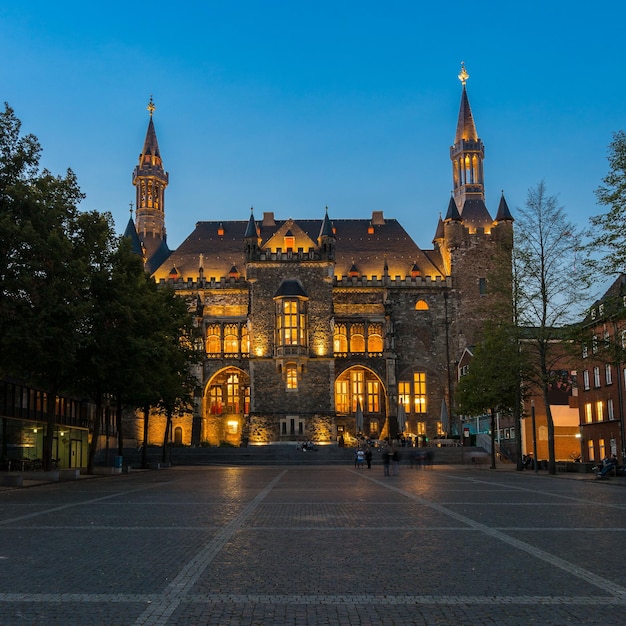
[124,67,514,447]
[578,275,626,464]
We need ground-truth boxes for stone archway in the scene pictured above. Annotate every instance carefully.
[334,365,387,444]
[202,367,250,446]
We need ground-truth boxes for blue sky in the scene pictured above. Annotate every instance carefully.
[1,1,625,250]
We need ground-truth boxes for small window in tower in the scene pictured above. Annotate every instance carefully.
[286,363,298,390]
[479,278,487,296]
[415,300,429,311]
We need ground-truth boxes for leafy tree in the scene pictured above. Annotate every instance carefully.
[588,131,626,274]
[515,181,590,474]
[456,320,522,469]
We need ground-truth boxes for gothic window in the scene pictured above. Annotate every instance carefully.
[207,324,221,355]
[226,373,240,413]
[209,386,223,414]
[398,381,411,411]
[286,363,298,390]
[413,372,426,414]
[241,325,250,355]
[224,324,239,354]
[351,369,364,411]
[350,324,365,353]
[334,323,348,353]
[367,324,383,353]
[277,299,307,348]
[366,380,379,413]
[335,379,349,413]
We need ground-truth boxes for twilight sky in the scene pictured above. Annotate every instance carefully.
[1,1,625,251]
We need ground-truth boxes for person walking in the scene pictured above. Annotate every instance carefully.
[382,445,391,476]
[365,447,372,470]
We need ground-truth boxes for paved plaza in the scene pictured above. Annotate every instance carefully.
[0,464,625,625]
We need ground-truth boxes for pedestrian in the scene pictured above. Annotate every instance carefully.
[392,447,400,475]
[382,445,391,476]
[365,447,372,469]
[355,447,365,469]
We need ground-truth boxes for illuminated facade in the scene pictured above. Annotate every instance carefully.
[125,67,514,447]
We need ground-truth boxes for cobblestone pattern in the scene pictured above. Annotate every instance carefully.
[0,466,625,625]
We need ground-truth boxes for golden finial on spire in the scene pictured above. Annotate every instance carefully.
[147,95,156,117]
[458,62,469,86]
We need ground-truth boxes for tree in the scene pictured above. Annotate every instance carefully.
[0,103,87,470]
[588,131,626,274]
[515,181,591,474]
[456,320,522,469]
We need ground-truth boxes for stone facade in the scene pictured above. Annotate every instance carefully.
[126,71,514,447]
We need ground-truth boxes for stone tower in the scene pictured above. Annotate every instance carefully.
[132,97,171,273]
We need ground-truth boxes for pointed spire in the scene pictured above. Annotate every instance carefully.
[455,63,478,143]
[495,192,514,222]
[319,205,334,239]
[444,196,462,221]
[244,207,258,239]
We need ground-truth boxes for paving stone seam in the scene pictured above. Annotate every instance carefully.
[0,593,624,606]
[131,470,287,626]
[357,470,626,600]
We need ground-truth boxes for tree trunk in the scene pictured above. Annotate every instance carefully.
[490,408,497,469]
[141,404,150,469]
[162,410,172,464]
[43,388,58,471]
[87,394,103,474]
[116,396,124,457]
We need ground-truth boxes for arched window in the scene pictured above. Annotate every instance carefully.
[334,323,348,353]
[206,324,221,354]
[350,324,365,353]
[174,426,183,445]
[241,325,250,355]
[226,373,240,413]
[286,363,298,390]
[415,300,429,311]
[224,324,239,354]
[367,324,383,353]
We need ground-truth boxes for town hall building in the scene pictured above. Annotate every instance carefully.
[124,66,514,448]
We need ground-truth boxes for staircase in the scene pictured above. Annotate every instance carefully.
[100,444,486,468]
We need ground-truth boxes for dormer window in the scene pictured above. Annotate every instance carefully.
[217,223,224,236]
[367,222,374,234]
[349,263,360,278]
[591,308,596,320]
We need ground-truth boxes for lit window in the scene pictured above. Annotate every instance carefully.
[367,324,383,353]
[398,381,411,411]
[209,386,223,414]
[366,380,379,413]
[369,420,379,435]
[276,298,307,349]
[417,421,426,435]
[437,421,444,436]
[284,235,295,250]
[596,401,604,422]
[224,324,239,354]
[286,363,298,390]
[415,300,429,311]
[599,438,606,459]
[584,403,592,423]
[351,369,364,411]
[335,379,349,413]
[207,324,221,354]
[588,439,595,462]
[226,373,240,413]
[413,372,427,414]
[333,323,348,353]
[350,324,365,353]
[606,364,612,385]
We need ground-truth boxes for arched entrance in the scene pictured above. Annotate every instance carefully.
[203,367,250,446]
[334,365,386,444]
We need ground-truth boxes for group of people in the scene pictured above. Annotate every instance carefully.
[354,447,373,469]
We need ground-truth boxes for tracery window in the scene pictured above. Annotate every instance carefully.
[367,324,383,353]
[226,373,240,413]
[207,324,221,355]
[350,324,365,353]
[223,324,239,354]
[209,386,223,414]
[398,381,410,411]
[286,363,298,390]
[351,369,364,411]
[241,325,250,355]
[333,323,348,353]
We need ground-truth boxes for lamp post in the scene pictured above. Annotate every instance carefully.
[531,399,538,472]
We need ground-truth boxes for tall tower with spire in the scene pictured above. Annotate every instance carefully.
[132,97,171,272]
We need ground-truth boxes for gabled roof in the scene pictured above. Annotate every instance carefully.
[151,213,446,282]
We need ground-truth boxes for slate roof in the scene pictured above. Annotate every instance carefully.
[151,213,446,282]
